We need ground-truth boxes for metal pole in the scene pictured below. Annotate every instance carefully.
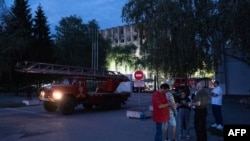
[96,29,98,69]
[91,29,94,69]
[139,87,141,108]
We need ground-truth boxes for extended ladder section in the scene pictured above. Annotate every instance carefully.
[14,61,129,81]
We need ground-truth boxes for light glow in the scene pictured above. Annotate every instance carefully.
[53,91,62,100]
[40,91,45,97]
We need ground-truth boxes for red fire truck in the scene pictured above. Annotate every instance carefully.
[172,77,212,89]
[15,61,131,115]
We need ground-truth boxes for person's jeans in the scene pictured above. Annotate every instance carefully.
[212,104,223,125]
[155,122,167,141]
[177,108,191,136]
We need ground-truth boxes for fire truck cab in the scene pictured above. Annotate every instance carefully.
[15,61,131,115]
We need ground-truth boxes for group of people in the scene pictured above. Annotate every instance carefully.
[152,80,223,141]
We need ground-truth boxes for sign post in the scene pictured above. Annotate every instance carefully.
[134,70,144,108]
[126,70,151,119]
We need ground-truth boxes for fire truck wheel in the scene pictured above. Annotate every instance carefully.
[43,101,57,112]
[59,97,75,115]
[83,103,93,109]
[110,97,121,109]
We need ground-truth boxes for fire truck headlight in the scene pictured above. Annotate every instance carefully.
[40,91,45,97]
[53,91,62,100]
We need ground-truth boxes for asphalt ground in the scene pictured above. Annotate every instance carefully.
[1,92,250,141]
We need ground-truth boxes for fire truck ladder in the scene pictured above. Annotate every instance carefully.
[14,61,129,80]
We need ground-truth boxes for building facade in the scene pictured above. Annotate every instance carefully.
[100,24,145,75]
[100,24,140,48]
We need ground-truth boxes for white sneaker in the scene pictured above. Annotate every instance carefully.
[216,124,223,130]
[210,123,217,127]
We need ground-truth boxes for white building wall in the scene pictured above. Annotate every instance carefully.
[225,56,250,95]
[216,49,250,95]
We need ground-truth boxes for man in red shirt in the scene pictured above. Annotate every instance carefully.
[152,83,174,141]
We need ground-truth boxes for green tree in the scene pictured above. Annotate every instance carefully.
[122,0,250,79]
[5,0,33,62]
[122,0,250,80]
[216,0,250,65]
[106,44,139,71]
[32,4,54,62]
[122,0,211,79]
[1,0,33,91]
[54,16,111,69]
[54,15,89,66]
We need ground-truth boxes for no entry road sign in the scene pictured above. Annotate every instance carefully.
[134,70,144,80]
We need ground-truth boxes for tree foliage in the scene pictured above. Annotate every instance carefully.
[216,0,250,64]
[4,0,33,62]
[122,0,250,78]
[0,1,112,91]
[32,4,54,62]
[54,16,111,69]
[107,44,139,71]
[54,15,91,66]
[0,0,33,90]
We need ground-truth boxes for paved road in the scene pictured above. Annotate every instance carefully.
[0,93,250,141]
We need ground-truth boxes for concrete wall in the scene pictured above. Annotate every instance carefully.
[217,51,250,95]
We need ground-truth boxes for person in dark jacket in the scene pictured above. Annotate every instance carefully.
[176,90,191,140]
[191,82,209,141]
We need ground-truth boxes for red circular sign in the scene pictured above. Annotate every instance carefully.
[134,70,144,80]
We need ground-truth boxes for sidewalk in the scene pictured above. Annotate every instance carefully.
[0,92,40,107]
[204,95,250,141]
[170,95,250,141]
[218,95,250,125]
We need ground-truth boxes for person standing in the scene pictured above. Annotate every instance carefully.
[152,83,174,141]
[191,82,209,141]
[176,90,191,140]
[189,84,196,101]
[164,91,177,141]
[210,80,223,130]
